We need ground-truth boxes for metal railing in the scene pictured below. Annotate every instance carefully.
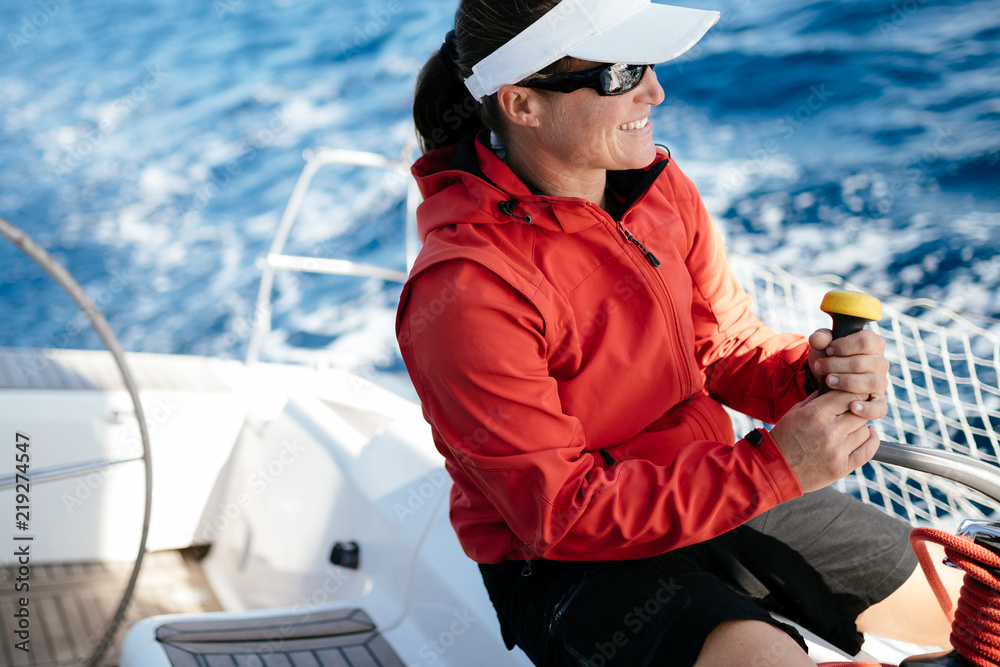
[0,457,143,492]
[245,145,420,365]
[728,254,1000,526]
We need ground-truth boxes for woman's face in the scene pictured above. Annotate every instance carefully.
[532,62,666,175]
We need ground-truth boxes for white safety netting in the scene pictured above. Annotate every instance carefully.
[728,254,1000,531]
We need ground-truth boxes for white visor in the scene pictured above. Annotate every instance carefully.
[463,0,720,102]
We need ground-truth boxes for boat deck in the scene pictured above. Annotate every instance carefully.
[0,348,235,392]
[0,548,222,666]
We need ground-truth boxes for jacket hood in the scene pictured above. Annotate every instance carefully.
[410,129,669,243]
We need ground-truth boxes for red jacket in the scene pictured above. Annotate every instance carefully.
[396,130,809,564]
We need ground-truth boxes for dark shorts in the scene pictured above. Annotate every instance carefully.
[479,487,918,667]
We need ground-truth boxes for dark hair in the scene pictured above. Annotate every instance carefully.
[414,0,570,154]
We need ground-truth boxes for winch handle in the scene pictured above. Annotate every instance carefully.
[819,290,883,394]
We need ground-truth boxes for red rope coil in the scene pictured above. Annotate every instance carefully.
[909,527,1000,667]
[817,526,1000,667]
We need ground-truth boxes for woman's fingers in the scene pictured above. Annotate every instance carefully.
[845,425,881,472]
[828,329,885,356]
[771,390,883,493]
[809,329,833,352]
[812,329,889,395]
[847,394,887,420]
[825,367,889,394]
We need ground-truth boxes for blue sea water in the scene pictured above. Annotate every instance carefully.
[0,0,998,378]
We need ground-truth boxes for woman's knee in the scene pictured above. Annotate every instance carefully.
[694,619,813,667]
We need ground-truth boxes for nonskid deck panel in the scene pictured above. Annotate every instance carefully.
[156,607,405,667]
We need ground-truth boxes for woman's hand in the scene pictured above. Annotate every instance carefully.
[808,328,889,420]
[768,328,889,492]
[770,390,886,493]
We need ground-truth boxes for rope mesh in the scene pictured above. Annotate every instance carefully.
[728,254,1000,530]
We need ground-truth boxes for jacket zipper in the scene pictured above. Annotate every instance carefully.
[495,190,692,392]
[610,206,694,394]
[616,222,660,267]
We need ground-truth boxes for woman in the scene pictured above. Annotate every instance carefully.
[397,0,962,664]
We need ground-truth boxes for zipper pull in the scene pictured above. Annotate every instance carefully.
[497,199,532,224]
[617,222,661,267]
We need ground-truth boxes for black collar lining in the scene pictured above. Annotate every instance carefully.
[449,130,670,219]
[607,158,669,221]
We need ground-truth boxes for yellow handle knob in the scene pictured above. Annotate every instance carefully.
[820,290,882,340]
[820,290,883,323]
[818,290,882,394]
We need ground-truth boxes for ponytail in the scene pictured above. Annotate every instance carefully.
[413,0,566,154]
[413,42,483,154]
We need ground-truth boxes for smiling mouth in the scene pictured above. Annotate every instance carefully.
[618,118,649,132]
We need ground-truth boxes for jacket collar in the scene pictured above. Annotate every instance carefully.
[411,129,669,240]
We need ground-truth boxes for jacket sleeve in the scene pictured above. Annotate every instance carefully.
[397,259,802,561]
[670,166,816,423]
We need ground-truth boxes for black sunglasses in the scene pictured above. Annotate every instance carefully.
[519,63,653,96]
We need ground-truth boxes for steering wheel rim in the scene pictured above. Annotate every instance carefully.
[0,215,153,667]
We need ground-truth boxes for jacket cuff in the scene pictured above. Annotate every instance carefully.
[743,428,803,502]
